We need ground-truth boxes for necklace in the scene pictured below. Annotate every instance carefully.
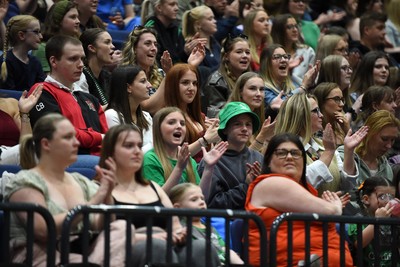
[83,66,108,105]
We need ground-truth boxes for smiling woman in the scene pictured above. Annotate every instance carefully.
[164,64,220,162]
[245,133,353,267]
[0,15,46,91]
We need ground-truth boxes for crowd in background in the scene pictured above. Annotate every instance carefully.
[1,0,400,266]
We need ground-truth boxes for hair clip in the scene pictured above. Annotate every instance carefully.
[358,181,365,190]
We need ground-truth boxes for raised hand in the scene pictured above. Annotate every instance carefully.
[188,43,206,67]
[321,190,342,212]
[343,126,368,151]
[322,123,336,151]
[94,157,117,203]
[160,50,173,74]
[245,161,261,184]
[203,119,221,144]
[256,116,276,143]
[19,85,43,113]
[176,143,190,170]
[201,141,228,167]
[270,90,285,111]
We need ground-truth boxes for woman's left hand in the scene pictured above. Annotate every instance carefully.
[188,43,206,67]
[203,119,221,144]
[94,157,117,203]
[321,191,342,212]
[18,85,43,113]
[202,141,228,167]
[335,191,351,208]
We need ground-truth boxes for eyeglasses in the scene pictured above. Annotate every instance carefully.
[274,149,303,159]
[23,29,41,35]
[272,54,291,61]
[326,96,345,105]
[223,33,248,51]
[340,65,352,72]
[286,24,298,30]
[310,107,322,115]
[335,47,349,55]
[376,193,395,202]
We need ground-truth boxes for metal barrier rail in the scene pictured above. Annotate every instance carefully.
[59,205,268,267]
[0,202,57,267]
[269,213,400,267]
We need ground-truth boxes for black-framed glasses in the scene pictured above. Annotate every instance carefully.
[310,107,322,115]
[23,29,41,35]
[223,33,249,51]
[376,193,394,202]
[274,149,303,159]
[340,65,352,72]
[272,54,291,61]
[286,24,298,30]
[326,96,345,105]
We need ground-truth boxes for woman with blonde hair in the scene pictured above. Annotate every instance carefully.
[275,93,361,194]
[0,15,46,91]
[142,107,228,195]
[243,8,272,71]
[181,5,220,72]
[339,110,399,197]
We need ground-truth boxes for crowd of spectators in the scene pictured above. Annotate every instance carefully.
[1,0,400,266]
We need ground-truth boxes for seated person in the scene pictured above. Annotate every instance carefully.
[28,35,108,157]
[199,102,263,210]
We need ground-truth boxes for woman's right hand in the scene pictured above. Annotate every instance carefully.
[321,191,342,214]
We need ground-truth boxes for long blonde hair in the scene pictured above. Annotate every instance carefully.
[181,5,211,40]
[243,9,272,66]
[151,107,197,183]
[1,15,39,81]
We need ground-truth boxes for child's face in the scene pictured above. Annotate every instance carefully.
[363,186,396,213]
[177,186,206,210]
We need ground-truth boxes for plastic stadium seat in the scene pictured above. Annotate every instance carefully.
[0,89,23,100]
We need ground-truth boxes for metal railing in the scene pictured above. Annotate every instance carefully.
[269,213,400,267]
[0,202,57,267]
[59,205,268,267]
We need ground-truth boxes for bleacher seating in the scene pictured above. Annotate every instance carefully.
[0,89,23,100]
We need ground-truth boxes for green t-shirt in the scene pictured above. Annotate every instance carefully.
[142,148,200,186]
[348,223,398,266]
[300,20,320,51]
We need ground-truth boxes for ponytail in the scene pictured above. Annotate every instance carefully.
[19,134,38,169]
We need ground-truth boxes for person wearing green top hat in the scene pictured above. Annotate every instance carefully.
[198,101,264,210]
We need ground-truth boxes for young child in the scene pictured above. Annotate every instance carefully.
[347,176,399,266]
[1,15,46,91]
[169,183,244,265]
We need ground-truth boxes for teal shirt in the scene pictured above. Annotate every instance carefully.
[142,148,200,186]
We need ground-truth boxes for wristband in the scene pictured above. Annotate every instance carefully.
[202,136,209,146]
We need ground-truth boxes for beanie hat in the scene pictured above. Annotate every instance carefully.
[218,102,260,141]
[52,0,71,27]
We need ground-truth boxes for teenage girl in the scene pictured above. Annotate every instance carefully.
[0,15,46,91]
[347,176,398,266]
